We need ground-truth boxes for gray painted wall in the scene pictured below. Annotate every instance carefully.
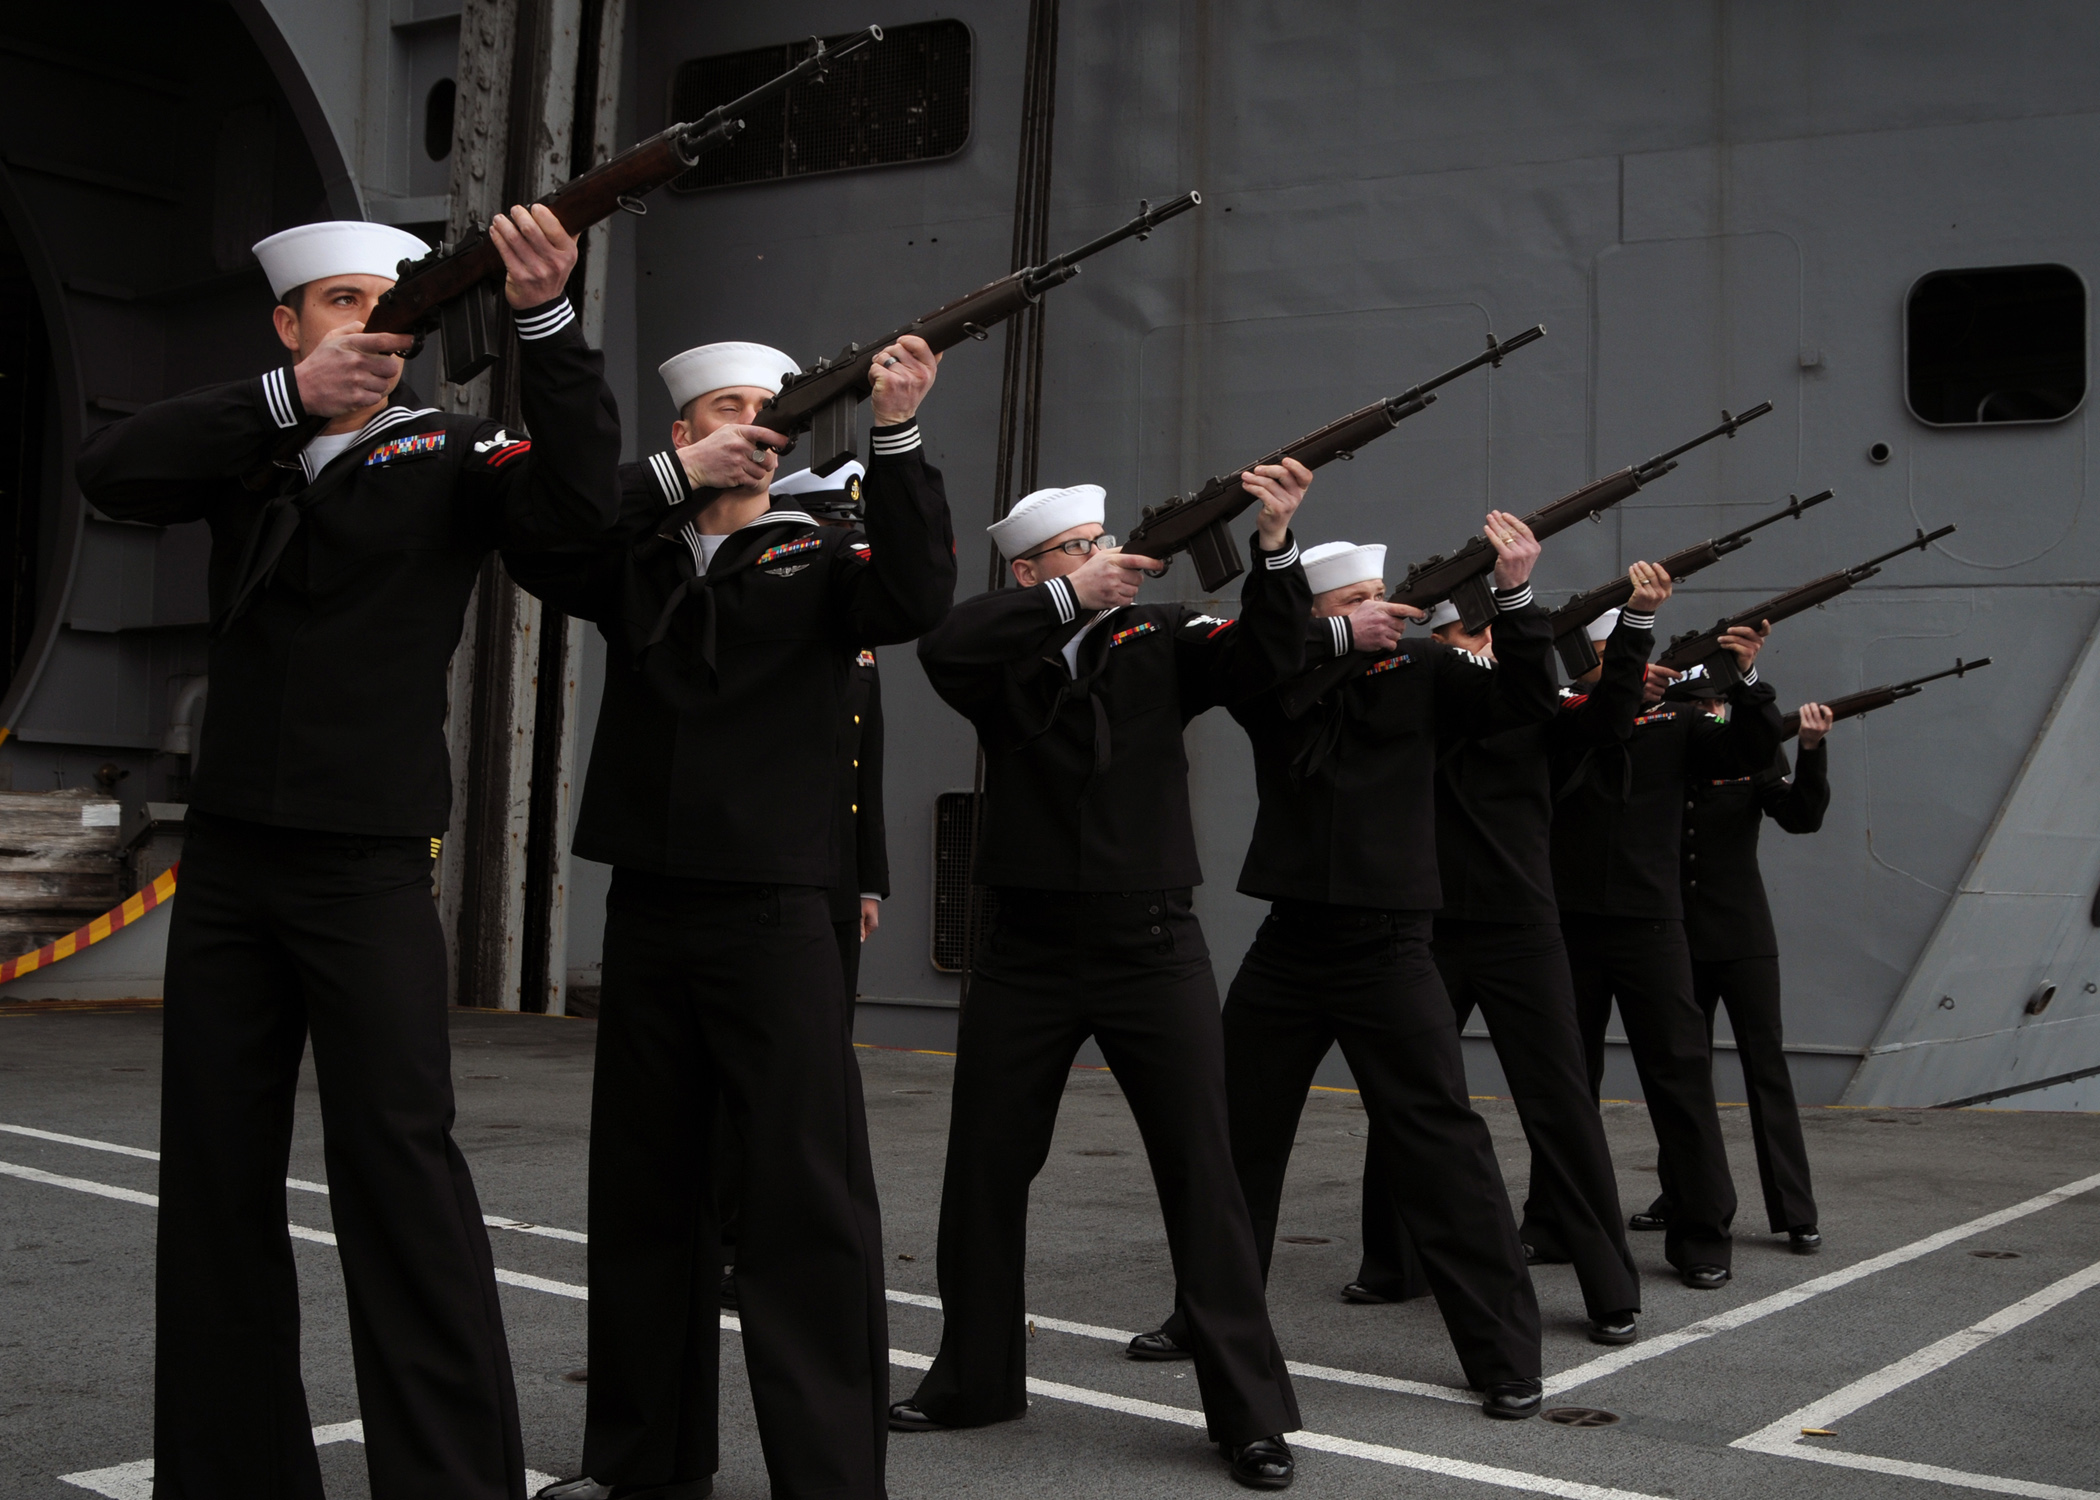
[563,0,2100,1105]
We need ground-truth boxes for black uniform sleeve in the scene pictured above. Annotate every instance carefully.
[1762,741,1830,834]
[1550,611,1654,753]
[1689,669,1784,780]
[458,298,622,551]
[1174,529,1311,715]
[824,422,957,645]
[1429,587,1559,737]
[75,367,310,524]
[501,459,661,625]
[858,668,891,898]
[917,576,1077,726]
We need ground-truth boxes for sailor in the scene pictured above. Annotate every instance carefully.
[774,461,891,1008]
[1131,524,1556,1417]
[74,210,619,1498]
[1345,586,1657,1346]
[901,468,1312,1490]
[1549,568,1781,1290]
[1632,697,1833,1254]
[510,336,952,1500]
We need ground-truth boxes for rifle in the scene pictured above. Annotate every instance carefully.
[1550,488,1832,678]
[656,191,1203,540]
[1121,326,1548,593]
[1781,657,1992,739]
[1276,401,1774,719]
[1656,523,1958,685]
[248,26,884,488]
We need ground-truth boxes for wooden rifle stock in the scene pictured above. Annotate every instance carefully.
[1274,401,1774,719]
[1122,326,1547,593]
[655,192,1203,539]
[1780,656,1991,738]
[1550,488,1832,677]
[1657,523,1956,685]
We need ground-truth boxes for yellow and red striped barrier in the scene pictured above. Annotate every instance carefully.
[0,863,178,985]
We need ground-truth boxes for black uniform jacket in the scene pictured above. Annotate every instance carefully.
[507,423,953,885]
[830,649,890,922]
[74,299,619,836]
[917,531,1309,892]
[1436,613,1654,925]
[1234,585,1555,912]
[1683,742,1828,960]
[1549,621,1784,922]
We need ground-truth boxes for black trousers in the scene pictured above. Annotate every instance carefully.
[911,889,1298,1445]
[1645,956,1817,1234]
[836,915,862,1012]
[1206,904,1541,1391]
[154,814,522,1500]
[1356,921,1640,1321]
[584,873,888,1499]
[1564,916,1737,1269]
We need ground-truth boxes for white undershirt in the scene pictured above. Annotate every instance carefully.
[694,532,730,569]
[301,430,363,473]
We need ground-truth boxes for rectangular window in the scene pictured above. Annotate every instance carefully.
[1907,264,2087,425]
[669,19,972,194]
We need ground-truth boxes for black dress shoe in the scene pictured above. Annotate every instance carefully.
[1522,1242,1571,1265]
[889,1400,947,1432]
[1789,1225,1822,1254]
[606,1484,711,1500]
[1221,1435,1294,1489]
[1681,1264,1731,1290]
[1587,1311,1638,1346]
[1482,1381,1543,1420]
[1126,1327,1193,1360]
[1339,1280,1392,1304]
[719,1268,738,1311]
[535,1481,609,1500]
[1628,1211,1669,1231]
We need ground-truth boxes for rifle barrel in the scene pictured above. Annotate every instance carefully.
[1024,192,1201,292]
[1848,523,1957,576]
[1393,325,1547,407]
[1718,487,1834,546]
[1637,400,1774,475]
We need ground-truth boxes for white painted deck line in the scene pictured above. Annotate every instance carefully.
[60,1419,558,1498]
[1545,1166,2100,1395]
[1731,1258,2100,1499]
[1,1120,583,1240]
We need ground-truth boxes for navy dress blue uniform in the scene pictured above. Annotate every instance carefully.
[1549,623,1784,1277]
[1643,741,1828,1235]
[832,650,889,1006]
[75,297,620,1500]
[1353,619,1642,1329]
[1164,586,1553,1396]
[507,421,953,1499]
[910,534,1308,1448]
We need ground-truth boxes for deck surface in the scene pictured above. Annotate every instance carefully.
[3,1006,2097,1500]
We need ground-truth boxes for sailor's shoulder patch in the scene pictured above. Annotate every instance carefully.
[1182,612,1236,638]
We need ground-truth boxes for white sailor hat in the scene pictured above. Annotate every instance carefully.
[773,460,866,517]
[1426,599,1462,631]
[659,341,800,412]
[1301,540,1387,596]
[1586,608,1621,643]
[989,484,1106,559]
[252,221,431,299]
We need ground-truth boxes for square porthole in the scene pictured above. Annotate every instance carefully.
[1906,264,2087,426]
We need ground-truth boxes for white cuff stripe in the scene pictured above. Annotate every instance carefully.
[1493,583,1533,612]
[262,368,297,429]
[1264,540,1300,571]
[870,423,921,455]
[648,451,685,509]
[1621,610,1656,631]
[1741,666,1759,687]
[514,301,577,339]
[1328,615,1350,655]
[1045,575,1077,624]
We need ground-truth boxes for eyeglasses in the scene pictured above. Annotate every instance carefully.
[1018,533,1116,562]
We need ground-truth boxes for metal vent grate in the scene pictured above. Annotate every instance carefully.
[668,20,972,194]
[930,790,990,973]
